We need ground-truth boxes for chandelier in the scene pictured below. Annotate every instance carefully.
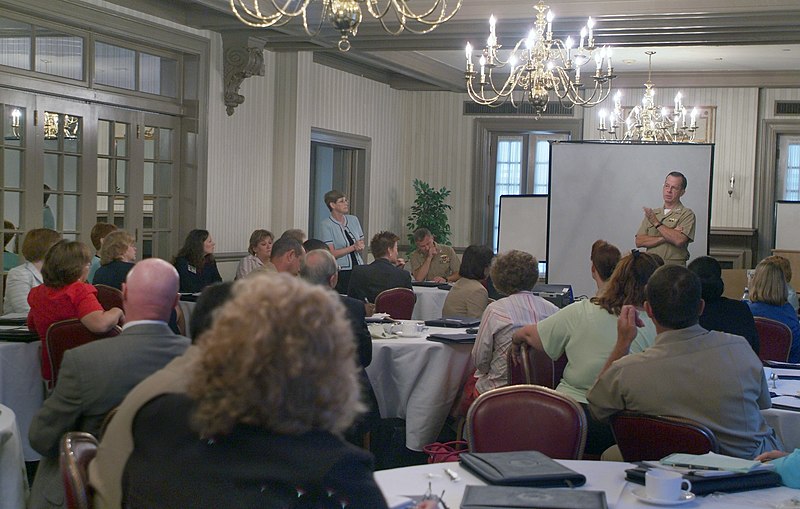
[598,51,698,142]
[465,1,615,117]
[230,0,463,52]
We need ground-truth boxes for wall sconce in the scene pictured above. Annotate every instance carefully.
[728,174,735,197]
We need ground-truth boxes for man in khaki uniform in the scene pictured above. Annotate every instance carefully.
[409,228,460,282]
[635,171,696,266]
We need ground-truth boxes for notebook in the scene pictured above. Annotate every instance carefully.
[425,316,481,328]
[460,486,607,509]
[426,333,476,344]
[459,451,586,487]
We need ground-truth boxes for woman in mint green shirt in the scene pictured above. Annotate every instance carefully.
[512,250,660,455]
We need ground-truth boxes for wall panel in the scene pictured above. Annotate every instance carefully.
[583,86,759,228]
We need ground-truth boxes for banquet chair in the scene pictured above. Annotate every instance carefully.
[610,411,719,462]
[45,319,122,388]
[754,317,792,363]
[60,431,99,509]
[465,385,587,459]
[375,288,416,320]
[507,343,567,389]
[94,284,124,312]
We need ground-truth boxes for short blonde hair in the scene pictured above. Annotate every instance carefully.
[99,230,135,265]
[188,273,363,437]
[490,250,539,295]
[750,260,788,306]
[763,255,792,283]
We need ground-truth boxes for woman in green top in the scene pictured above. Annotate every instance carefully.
[512,250,660,456]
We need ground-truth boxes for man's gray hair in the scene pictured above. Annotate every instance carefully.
[300,249,337,286]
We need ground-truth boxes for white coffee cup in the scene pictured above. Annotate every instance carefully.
[401,322,424,336]
[645,469,691,501]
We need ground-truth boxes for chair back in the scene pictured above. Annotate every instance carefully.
[754,316,792,363]
[45,319,121,386]
[465,385,587,459]
[94,284,124,312]
[507,343,567,389]
[375,287,417,320]
[610,411,719,462]
[60,431,98,509]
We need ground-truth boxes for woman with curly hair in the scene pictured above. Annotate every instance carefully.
[173,229,221,293]
[470,250,559,396]
[512,250,659,455]
[122,273,388,508]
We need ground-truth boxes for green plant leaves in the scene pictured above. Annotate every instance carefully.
[407,178,452,249]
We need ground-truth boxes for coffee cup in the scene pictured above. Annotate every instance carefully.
[401,322,424,337]
[645,469,691,501]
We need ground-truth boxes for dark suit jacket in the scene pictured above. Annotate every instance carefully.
[340,294,372,368]
[28,322,190,509]
[700,297,760,355]
[347,258,412,304]
[123,393,388,509]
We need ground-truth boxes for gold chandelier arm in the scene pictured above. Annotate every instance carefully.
[365,0,462,28]
[230,0,315,27]
[300,3,329,37]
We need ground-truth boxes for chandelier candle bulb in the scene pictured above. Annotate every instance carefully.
[690,108,698,128]
[466,43,473,64]
[546,10,554,39]
[579,26,586,49]
[587,17,595,46]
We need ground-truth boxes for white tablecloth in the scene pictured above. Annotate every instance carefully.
[411,286,449,321]
[0,404,28,509]
[762,374,800,451]
[0,341,44,461]
[375,460,799,509]
[366,323,473,451]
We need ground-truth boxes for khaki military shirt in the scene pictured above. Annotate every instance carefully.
[636,201,696,265]
[409,244,460,281]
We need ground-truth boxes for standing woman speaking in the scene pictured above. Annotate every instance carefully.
[320,190,364,294]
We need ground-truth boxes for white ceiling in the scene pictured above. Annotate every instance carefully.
[165,0,800,88]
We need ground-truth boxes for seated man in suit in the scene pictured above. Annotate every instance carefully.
[89,282,233,509]
[347,231,412,303]
[266,236,305,276]
[28,258,190,509]
[301,248,379,445]
[587,265,783,459]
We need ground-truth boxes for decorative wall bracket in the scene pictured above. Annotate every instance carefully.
[222,33,265,116]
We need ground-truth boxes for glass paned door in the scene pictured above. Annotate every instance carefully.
[40,106,84,240]
[0,98,32,272]
[142,113,179,260]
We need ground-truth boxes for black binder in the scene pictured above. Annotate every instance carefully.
[460,485,607,509]
[624,465,781,495]
[460,451,586,487]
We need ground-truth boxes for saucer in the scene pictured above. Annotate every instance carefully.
[395,331,423,338]
[631,487,695,506]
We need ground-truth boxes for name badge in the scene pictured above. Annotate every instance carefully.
[188,264,197,274]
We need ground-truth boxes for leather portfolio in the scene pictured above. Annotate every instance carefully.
[459,451,586,487]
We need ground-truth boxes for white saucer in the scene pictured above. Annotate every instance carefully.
[631,487,695,506]
[395,331,423,338]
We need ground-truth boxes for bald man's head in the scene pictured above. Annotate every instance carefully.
[122,258,180,323]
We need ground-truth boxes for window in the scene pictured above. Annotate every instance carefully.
[778,136,800,201]
[95,41,179,98]
[490,132,569,251]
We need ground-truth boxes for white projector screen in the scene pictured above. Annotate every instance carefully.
[548,142,713,299]
[498,195,548,260]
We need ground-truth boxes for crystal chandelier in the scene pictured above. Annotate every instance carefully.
[230,0,463,52]
[598,51,698,142]
[465,1,615,117]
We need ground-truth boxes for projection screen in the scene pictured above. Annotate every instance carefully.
[547,142,713,299]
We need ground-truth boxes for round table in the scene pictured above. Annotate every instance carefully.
[0,404,28,509]
[375,460,798,509]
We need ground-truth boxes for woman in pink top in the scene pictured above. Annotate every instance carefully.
[27,240,124,382]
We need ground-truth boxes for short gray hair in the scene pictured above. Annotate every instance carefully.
[300,249,337,286]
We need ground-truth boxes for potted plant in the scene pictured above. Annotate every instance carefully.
[406,179,452,249]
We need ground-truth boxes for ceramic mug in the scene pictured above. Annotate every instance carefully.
[645,469,691,501]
